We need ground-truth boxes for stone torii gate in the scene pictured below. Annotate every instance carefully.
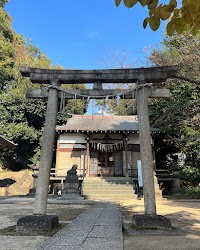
[17,66,178,232]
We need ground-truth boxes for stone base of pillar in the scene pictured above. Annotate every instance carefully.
[59,193,84,200]
[132,214,172,230]
[16,215,59,234]
[27,187,36,196]
[59,187,84,200]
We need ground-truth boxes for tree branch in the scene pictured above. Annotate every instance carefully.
[172,76,200,85]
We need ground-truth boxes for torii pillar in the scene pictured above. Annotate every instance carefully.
[33,80,60,215]
[136,77,156,215]
[132,76,171,229]
[17,79,60,233]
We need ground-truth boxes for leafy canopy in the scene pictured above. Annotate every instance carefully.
[115,0,200,35]
[0,0,8,8]
[0,8,15,91]
[149,31,200,183]
[0,2,88,169]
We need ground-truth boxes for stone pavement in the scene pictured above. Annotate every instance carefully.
[38,202,123,250]
[1,197,200,249]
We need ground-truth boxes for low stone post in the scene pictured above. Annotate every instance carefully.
[172,170,181,192]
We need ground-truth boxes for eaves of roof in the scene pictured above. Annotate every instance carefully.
[56,115,158,133]
[0,135,17,150]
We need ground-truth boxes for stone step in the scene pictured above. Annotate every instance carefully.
[82,180,132,184]
[82,179,133,185]
[82,176,162,201]
[82,189,134,194]
[82,183,133,186]
[84,178,132,185]
[82,190,135,195]
[82,184,133,189]
[84,193,137,200]
[82,187,134,192]
[83,179,132,182]
[83,185,133,188]
[83,177,130,181]
[84,177,132,181]
[82,177,137,200]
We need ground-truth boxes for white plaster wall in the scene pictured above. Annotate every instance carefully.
[128,133,153,144]
[58,132,151,145]
[90,133,141,144]
[127,134,140,144]
[58,133,86,144]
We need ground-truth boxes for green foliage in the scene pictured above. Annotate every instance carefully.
[16,42,52,68]
[0,2,59,168]
[153,133,179,170]
[0,92,44,168]
[0,41,15,90]
[181,165,200,186]
[0,0,9,8]
[115,0,200,35]
[0,2,88,169]
[95,98,136,116]
[149,31,200,184]
[0,8,15,90]
[173,186,200,199]
[0,8,14,41]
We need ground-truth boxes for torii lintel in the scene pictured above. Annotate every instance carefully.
[19,65,179,84]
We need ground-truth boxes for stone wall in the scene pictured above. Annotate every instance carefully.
[0,171,33,196]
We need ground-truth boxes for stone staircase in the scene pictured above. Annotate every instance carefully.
[81,177,137,201]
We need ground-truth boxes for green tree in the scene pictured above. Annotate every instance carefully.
[0,40,51,169]
[115,0,200,35]
[0,3,88,169]
[0,40,87,169]
[149,31,200,185]
[95,97,136,116]
[0,7,15,91]
[0,0,8,8]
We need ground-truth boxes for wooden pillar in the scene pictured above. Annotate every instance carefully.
[33,80,60,215]
[122,151,126,176]
[86,137,90,176]
[128,151,132,176]
[125,137,129,177]
[81,150,85,175]
[105,151,108,168]
[136,77,157,215]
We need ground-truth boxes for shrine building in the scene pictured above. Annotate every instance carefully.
[55,115,157,178]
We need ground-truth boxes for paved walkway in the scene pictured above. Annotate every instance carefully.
[38,202,123,250]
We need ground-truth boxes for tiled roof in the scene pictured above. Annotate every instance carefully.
[56,115,158,132]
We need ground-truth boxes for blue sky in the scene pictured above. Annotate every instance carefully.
[5,0,166,70]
